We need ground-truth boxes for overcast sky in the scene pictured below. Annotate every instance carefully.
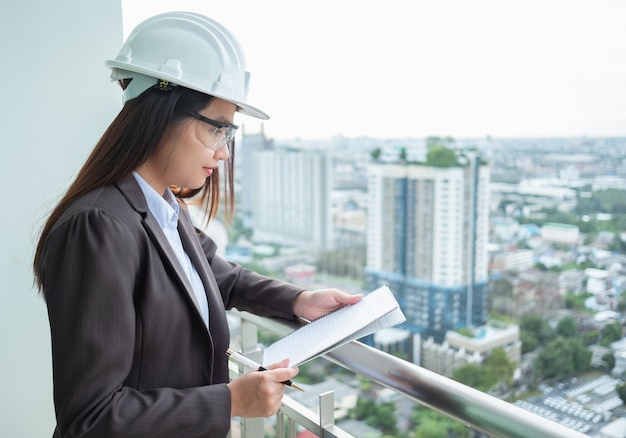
[121,0,626,140]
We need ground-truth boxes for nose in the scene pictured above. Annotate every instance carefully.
[214,143,230,161]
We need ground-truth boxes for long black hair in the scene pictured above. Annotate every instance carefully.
[33,84,235,292]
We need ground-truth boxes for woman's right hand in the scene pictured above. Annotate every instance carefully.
[227,359,299,418]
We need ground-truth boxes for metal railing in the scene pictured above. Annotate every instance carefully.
[228,309,588,438]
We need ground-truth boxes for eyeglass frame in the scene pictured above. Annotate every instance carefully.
[188,111,239,148]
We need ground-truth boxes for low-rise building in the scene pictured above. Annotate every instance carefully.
[492,249,535,273]
[541,222,580,245]
[559,269,585,295]
[419,324,521,378]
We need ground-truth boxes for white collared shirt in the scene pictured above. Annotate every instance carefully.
[132,172,209,327]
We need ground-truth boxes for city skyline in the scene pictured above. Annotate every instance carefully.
[122,0,626,140]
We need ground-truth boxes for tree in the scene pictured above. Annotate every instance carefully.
[602,352,616,372]
[600,322,623,347]
[483,348,516,387]
[575,189,626,215]
[453,348,515,391]
[617,383,626,405]
[520,313,556,353]
[456,327,474,338]
[582,330,599,346]
[453,363,497,392]
[491,278,514,297]
[399,147,407,162]
[426,136,443,151]
[534,338,591,380]
[569,338,593,372]
[349,398,397,435]
[426,145,459,168]
[520,331,539,354]
[371,147,382,161]
[557,316,577,338]
[412,406,469,438]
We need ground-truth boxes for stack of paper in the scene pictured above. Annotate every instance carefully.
[262,285,406,367]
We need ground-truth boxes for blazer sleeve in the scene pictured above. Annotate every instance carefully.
[40,208,231,438]
[194,228,304,318]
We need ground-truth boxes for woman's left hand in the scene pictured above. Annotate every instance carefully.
[292,288,362,322]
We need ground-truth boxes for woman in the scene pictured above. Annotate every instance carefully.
[33,12,360,438]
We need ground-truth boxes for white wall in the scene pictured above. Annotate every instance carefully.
[0,1,123,436]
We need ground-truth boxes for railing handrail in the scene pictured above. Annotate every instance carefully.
[229,309,588,438]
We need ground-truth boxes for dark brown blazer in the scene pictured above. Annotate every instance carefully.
[38,174,303,438]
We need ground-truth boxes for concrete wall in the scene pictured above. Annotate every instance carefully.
[0,1,123,435]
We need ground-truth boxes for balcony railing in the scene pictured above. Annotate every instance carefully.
[228,309,588,438]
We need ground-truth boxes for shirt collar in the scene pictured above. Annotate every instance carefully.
[132,172,179,232]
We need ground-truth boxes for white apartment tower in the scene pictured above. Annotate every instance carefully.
[366,155,490,341]
[243,143,334,251]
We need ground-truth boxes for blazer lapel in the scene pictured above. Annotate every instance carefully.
[114,175,206,322]
[177,210,228,331]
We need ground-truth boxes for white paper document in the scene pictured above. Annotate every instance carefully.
[262,285,406,367]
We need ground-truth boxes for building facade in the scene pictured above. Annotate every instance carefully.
[420,325,521,378]
[243,142,334,251]
[365,155,490,341]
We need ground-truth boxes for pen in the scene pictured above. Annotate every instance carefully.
[226,348,304,391]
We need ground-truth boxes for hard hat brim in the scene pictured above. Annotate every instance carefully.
[105,60,270,120]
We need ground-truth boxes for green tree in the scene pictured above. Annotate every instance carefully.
[535,338,575,378]
[534,338,591,380]
[609,235,626,253]
[399,147,407,162]
[520,331,539,354]
[563,294,577,309]
[456,327,474,338]
[557,316,577,338]
[564,292,592,310]
[426,145,459,168]
[618,301,626,313]
[600,322,623,346]
[371,147,382,161]
[520,313,556,353]
[350,399,397,435]
[483,348,516,387]
[426,136,444,151]
[575,189,626,215]
[582,329,599,346]
[569,338,593,372]
[453,349,515,391]
[491,278,514,297]
[415,419,448,438]
[453,363,498,392]
[602,352,616,372]
[616,383,626,405]
[412,406,469,438]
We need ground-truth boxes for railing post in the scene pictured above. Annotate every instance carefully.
[319,391,335,437]
[239,318,264,438]
[287,416,296,437]
[276,411,284,438]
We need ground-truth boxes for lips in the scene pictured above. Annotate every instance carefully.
[203,167,214,176]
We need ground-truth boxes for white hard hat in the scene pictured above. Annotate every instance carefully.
[106,11,269,120]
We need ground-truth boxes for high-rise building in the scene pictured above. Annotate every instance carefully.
[241,136,334,251]
[365,154,490,342]
[237,127,275,215]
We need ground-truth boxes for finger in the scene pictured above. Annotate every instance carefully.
[266,366,299,383]
[266,358,290,369]
[342,293,363,304]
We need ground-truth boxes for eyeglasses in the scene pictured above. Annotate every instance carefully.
[188,111,239,149]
